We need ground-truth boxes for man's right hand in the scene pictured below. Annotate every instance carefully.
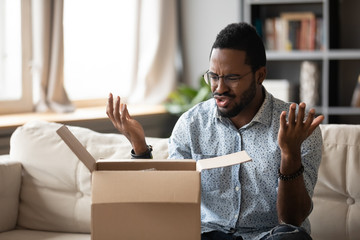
[106,93,148,154]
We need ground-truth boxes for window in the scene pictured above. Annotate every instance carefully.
[0,0,32,114]
[0,0,137,113]
[0,0,21,101]
[0,0,176,114]
[63,0,137,106]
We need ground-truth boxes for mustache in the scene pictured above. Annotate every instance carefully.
[212,92,236,98]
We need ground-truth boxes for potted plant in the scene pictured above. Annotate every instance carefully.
[164,76,212,116]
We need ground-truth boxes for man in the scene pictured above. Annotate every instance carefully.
[106,22,324,240]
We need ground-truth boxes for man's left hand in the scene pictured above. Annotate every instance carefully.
[278,102,324,156]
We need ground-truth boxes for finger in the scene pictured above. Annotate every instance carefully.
[120,103,126,121]
[297,102,306,124]
[279,111,287,130]
[114,96,121,121]
[308,115,324,136]
[122,103,131,120]
[304,108,315,128]
[106,93,114,120]
[288,103,297,125]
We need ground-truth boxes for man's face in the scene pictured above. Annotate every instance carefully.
[209,48,257,118]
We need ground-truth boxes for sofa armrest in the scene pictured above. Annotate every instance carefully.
[0,155,22,232]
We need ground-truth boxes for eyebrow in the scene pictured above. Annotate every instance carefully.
[208,71,242,76]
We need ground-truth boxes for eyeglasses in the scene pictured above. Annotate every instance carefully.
[204,70,252,87]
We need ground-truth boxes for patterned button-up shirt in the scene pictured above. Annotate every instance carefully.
[168,90,322,240]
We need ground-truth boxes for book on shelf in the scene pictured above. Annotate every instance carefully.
[315,18,324,50]
[351,75,360,108]
[263,12,323,51]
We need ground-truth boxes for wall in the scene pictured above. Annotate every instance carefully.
[180,0,241,87]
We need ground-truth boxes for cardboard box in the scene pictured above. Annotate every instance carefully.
[57,125,251,240]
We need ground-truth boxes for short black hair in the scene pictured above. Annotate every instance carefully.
[210,22,266,72]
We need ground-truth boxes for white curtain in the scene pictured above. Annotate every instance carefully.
[31,0,74,113]
[128,0,177,104]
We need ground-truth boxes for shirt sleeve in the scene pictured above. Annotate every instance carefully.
[301,125,323,198]
[168,113,192,160]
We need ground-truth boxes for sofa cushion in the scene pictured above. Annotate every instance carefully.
[310,124,360,240]
[9,120,169,233]
[0,156,22,232]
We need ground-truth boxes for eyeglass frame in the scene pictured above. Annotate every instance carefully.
[203,70,253,87]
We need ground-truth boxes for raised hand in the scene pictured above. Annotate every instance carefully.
[278,102,324,156]
[277,102,324,226]
[106,93,148,154]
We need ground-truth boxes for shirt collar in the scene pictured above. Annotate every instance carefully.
[212,87,274,128]
[250,88,273,127]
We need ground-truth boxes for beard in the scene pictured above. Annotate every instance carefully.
[215,78,257,118]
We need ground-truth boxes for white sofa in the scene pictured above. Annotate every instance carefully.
[0,120,359,240]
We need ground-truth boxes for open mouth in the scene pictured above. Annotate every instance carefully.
[214,96,231,108]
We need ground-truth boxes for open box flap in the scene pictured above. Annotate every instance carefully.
[57,125,252,173]
[92,171,200,204]
[56,125,96,172]
[196,151,252,171]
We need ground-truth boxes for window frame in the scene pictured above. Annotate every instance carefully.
[0,0,33,114]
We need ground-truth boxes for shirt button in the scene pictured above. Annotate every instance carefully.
[235,186,240,191]
[234,214,238,219]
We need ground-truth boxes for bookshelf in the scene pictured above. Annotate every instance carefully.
[242,0,360,124]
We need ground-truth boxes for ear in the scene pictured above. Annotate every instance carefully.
[255,66,267,85]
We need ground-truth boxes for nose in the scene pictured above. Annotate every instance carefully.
[213,77,229,94]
